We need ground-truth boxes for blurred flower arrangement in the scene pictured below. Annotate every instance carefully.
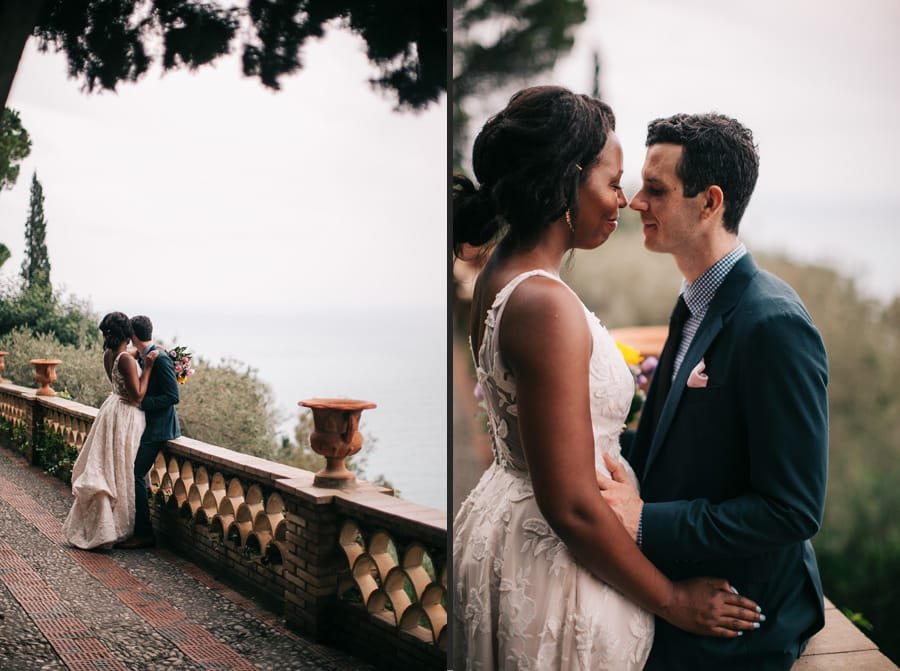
[616,341,658,426]
[168,346,195,384]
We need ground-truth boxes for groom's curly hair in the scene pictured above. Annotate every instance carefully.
[454,85,616,255]
[646,113,759,234]
[99,312,133,350]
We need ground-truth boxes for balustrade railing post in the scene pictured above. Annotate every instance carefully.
[28,395,47,467]
[281,491,343,642]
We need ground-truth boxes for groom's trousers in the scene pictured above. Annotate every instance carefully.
[134,438,165,537]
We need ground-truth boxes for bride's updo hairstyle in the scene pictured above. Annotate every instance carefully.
[99,312,133,350]
[453,85,615,256]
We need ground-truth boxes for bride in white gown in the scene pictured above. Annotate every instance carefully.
[452,87,761,670]
[62,312,157,550]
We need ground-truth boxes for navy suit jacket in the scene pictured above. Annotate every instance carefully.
[624,254,829,670]
[140,344,181,444]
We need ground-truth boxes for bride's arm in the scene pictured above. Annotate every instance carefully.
[119,351,157,404]
[501,280,761,637]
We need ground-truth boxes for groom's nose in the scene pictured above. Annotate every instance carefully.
[628,193,648,212]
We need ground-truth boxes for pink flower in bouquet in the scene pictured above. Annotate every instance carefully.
[168,345,195,384]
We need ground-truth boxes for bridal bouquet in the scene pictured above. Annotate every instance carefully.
[615,341,658,425]
[168,346,195,384]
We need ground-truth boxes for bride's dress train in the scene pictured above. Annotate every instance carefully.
[62,351,146,549]
[453,270,654,670]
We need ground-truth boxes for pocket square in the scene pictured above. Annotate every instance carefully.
[686,359,709,388]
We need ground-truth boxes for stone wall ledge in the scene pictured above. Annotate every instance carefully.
[163,432,442,540]
[334,491,446,547]
[36,393,100,422]
[168,434,314,486]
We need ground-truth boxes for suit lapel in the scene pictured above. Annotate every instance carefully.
[144,344,157,381]
[643,254,760,475]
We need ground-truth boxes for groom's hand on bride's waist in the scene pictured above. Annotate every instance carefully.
[597,453,642,541]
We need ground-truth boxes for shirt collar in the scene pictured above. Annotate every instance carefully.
[139,343,155,359]
[681,242,747,315]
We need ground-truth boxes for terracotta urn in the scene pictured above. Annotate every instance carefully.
[299,398,377,488]
[0,351,8,383]
[30,358,62,396]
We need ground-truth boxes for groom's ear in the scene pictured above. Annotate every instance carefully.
[699,184,724,220]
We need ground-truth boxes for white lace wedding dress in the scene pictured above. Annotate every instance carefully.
[453,270,654,670]
[62,351,146,549]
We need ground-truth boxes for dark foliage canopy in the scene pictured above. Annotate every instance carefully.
[31,0,446,110]
[453,0,587,164]
[0,107,31,191]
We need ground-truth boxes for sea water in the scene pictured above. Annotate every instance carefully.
[145,306,447,511]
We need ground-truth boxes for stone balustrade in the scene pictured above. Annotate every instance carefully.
[0,381,447,670]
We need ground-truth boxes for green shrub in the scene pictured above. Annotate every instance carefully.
[33,429,79,484]
[0,280,99,347]
[0,327,109,404]
[176,356,281,459]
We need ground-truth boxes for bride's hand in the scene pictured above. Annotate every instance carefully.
[145,350,160,365]
[663,577,764,637]
[596,453,642,540]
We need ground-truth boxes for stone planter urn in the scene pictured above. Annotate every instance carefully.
[30,358,62,396]
[0,351,8,383]
[299,398,376,488]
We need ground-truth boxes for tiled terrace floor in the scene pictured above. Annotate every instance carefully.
[0,447,374,671]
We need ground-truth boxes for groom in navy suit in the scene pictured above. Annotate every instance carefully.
[115,315,181,549]
[605,114,828,670]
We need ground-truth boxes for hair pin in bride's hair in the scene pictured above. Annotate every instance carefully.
[575,163,583,172]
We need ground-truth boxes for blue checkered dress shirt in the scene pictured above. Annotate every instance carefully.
[672,243,747,378]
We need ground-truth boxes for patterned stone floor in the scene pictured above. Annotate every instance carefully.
[0,447,374,671]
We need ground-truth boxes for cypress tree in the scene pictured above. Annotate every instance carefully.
[21,171,50,290]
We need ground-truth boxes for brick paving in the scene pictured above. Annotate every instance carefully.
[0,447,374,671]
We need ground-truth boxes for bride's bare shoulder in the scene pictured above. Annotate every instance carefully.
[500,275,589,365]
[502,274,582,322]
[115,350,137,371]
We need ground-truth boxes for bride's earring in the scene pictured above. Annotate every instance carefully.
[564,208,576,270]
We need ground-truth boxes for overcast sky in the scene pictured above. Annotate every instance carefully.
[554,0,900,197]
[0,26,446,314]
[462,0,900,301]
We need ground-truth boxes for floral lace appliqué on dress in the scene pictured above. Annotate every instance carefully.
[453,270,654,670]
